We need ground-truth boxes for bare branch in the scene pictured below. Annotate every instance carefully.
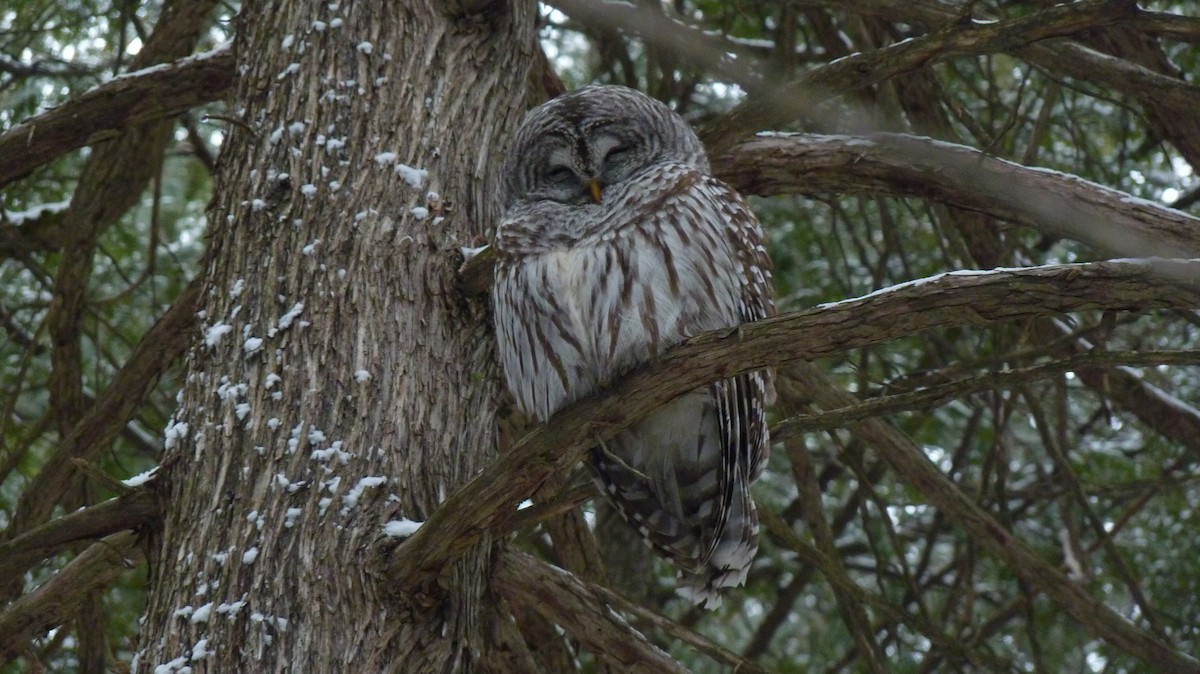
[773,350,1200,439]
[1024,40,1200,113]
[495,549,690,674]
[7,278,200,541]
[0,532,142,663]
[1039,321,1200,457]
[791,0,1200,169]
[757,507,1008,669]
[546,0,764,93]
[700,0,1137,151]
[582,581,777,674]
[785,443,886,673]
[0,43,233,188]
[0,492,157,592]
[782,362,1200,673]
[716,133,1200,259]
[390,259,1200,583]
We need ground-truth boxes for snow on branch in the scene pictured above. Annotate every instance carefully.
[0,42,234,188]
[716,133,1200,260]
[388,258,1200,585]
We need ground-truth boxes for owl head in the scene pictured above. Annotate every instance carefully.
[501,85,709,208]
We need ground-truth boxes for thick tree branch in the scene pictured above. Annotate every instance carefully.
[0,43,233,189]
[716,133,1200,260]
[0,532,142,663]
[495,550,690,674]
[0,491,157,584]
[1131,12,1200,43]
[391,259,1200,582]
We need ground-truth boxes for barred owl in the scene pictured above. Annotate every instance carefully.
[492,85,774,607]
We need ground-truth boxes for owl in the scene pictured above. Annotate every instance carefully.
[492,85,774,607]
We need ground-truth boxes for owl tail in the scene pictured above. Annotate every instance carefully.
[675,463,759,609]
[589,392,760,608]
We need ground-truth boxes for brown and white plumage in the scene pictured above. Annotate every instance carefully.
[492,85,773,607]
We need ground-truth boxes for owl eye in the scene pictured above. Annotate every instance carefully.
[543,166,576,186]
[602,145,632,166]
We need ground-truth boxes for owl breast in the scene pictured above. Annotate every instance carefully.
[494,164,742,421]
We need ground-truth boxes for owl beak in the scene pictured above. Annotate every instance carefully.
[588,180,603,203]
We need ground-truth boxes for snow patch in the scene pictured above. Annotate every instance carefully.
[190,638,211,661]
[243,337,264,355]
[460,244,488,262]
[123,466,159,487]
[395,163,427,188]
[383,518,423,538]
[190,602,214,623]
[342,476,387,514]
[277,302,305,331]
[204,324,234,348]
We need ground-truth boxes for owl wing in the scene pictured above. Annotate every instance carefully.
[588,170,774,606]
[683,177,774,601]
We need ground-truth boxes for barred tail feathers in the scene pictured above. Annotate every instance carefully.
[588,389,760,608]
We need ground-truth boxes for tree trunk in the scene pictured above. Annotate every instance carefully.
[136,2,536,671]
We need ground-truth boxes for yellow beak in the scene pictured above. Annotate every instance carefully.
[588,180,603,203]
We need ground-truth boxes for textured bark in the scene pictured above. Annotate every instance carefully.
[135,2,535,672]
